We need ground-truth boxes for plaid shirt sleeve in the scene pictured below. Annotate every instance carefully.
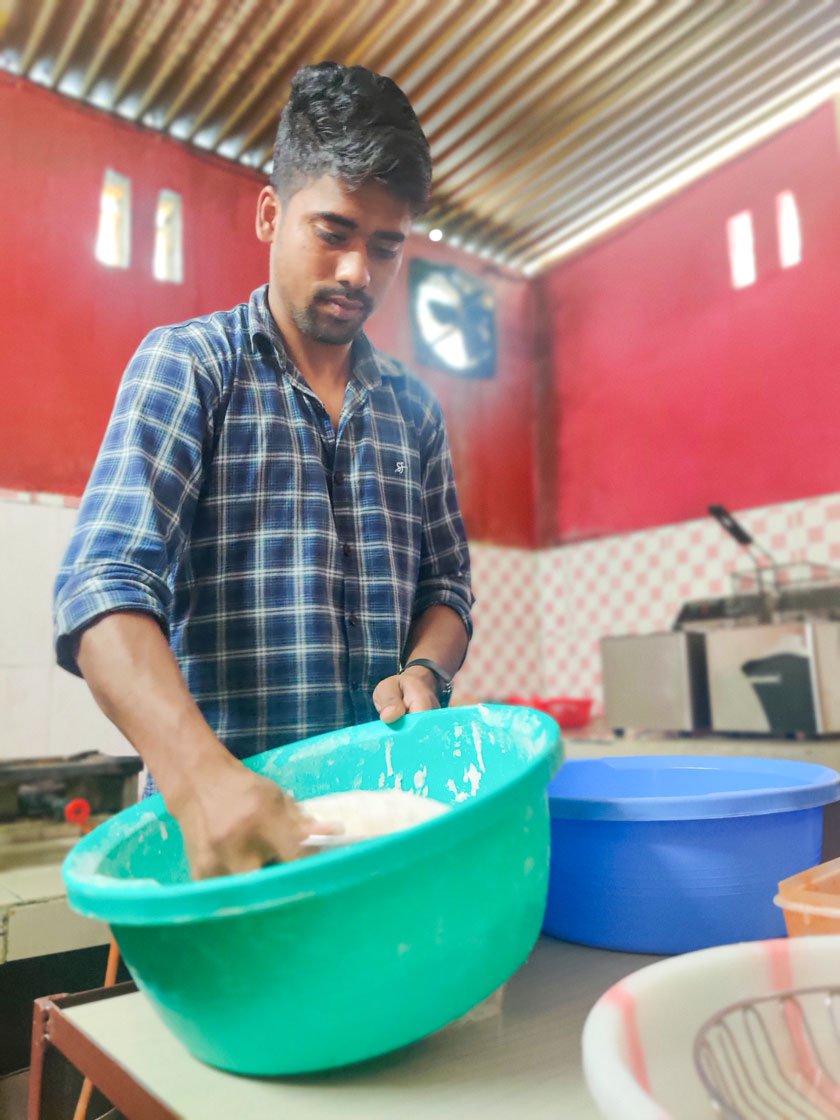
[53,326,220,674]
[411,392,475,638]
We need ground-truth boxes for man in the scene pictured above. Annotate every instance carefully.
[53,63,473,879]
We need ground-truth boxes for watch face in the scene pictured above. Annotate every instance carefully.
[409,259,497,378]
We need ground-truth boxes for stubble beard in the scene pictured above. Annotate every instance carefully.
[293,299,371,346]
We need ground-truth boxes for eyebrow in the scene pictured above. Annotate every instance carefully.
[312,211,406,244]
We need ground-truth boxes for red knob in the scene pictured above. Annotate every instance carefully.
[65,798,91,826]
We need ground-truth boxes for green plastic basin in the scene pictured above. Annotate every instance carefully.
[63,704,561,1074]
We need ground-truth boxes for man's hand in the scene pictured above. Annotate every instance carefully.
[373,665,440,724]
[170,757,328,880]
[75,613,338,881]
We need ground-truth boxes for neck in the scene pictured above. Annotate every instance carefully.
[268,287,352,390]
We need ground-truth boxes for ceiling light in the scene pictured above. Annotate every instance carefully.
[428,229,443,242]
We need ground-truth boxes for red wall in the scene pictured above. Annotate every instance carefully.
[0,76,267,496]
[542,102,840,543]
[0,76,539,547]
[370,243,540,547]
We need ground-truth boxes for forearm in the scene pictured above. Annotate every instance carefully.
[403,604,469,679]
[76,612,235,810]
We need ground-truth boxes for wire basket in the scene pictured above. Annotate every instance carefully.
[694,986,840,1119]
[731,562,840,596]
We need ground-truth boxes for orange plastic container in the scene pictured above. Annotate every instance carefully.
[775,856,840,936]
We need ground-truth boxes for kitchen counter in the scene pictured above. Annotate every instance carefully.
[564,725,840,770]
[0,821,108,963]
[47,938,660,1120]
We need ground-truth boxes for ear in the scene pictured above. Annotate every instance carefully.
[256,185,282,244]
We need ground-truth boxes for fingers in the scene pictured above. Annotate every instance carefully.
[398,670,440,714]
[181,775,337,876]
[373,674,408,723]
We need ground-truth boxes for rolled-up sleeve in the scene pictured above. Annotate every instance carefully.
[412,398,474,638]
[54,327,218,675]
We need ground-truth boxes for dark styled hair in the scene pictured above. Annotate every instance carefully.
[271,62,431,215]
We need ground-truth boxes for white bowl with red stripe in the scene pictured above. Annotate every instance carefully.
[582,936,840,1119]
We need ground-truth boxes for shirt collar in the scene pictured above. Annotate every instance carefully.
[247,285,383,391]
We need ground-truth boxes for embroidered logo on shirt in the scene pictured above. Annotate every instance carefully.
[395,461,406,475]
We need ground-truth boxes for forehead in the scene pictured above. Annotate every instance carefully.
[285,175,413,236]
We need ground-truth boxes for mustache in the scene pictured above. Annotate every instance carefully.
[315,287,373,313]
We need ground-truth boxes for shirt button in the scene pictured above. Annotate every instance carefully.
[334,471,345,485]
[343,542,352,557]
[348,613,359,627]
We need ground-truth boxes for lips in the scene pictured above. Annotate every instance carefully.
[324,295,365,318]
[317,292,370,320]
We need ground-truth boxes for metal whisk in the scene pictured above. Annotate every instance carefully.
[694,987,840,1119]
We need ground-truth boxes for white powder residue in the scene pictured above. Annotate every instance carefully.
[447,778,469,803]
[472,725,486,773]
[464,762,482,796]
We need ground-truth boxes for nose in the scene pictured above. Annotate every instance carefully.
[335,249,370,291]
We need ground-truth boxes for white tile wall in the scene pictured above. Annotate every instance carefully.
[455,545,541,702]
[0,491,132,761]
[6,488,840,751]
[463,492,840,714]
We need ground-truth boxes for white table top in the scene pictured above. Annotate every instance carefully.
[63,937,660,1120]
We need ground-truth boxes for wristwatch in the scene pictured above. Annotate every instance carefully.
[400,657,453,706]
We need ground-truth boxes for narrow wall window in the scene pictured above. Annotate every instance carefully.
[95,170,131,268]
[776,190,802,269]
[153,190,184,283]
[726,211,756,289]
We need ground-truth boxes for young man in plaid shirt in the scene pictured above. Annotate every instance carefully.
[54,63,473,879]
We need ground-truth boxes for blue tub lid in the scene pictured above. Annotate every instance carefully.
[547,755,840,821]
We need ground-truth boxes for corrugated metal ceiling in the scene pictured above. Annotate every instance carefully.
[1,0,837,275]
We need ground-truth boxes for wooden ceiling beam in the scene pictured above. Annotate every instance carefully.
[183,2,299,143]
[156,0,261,130]
[132,0,231,121]
[357,0,461,75]
[110,0,184,109]
[499,32,837,262]
[436,0,747,242]
[78,0,145,100]
[418,0,585,138]
[18,0,60,76]
[431,0,701,193]
[385,0,495,96]
[486,1,828,254]
[398,0,545,111]
[518,56,838,274]
[430,0,763,241]
[48,0,100,90]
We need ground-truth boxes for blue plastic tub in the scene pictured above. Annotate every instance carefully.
[543,755,840,954]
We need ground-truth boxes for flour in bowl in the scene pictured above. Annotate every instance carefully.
[299,789,449,845]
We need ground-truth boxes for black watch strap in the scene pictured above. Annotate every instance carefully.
[401,657,453,699]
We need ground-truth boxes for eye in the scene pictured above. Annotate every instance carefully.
[371,244,400,261]
[316,227,345,246]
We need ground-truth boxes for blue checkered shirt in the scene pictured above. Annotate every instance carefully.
[54,286,473,780]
